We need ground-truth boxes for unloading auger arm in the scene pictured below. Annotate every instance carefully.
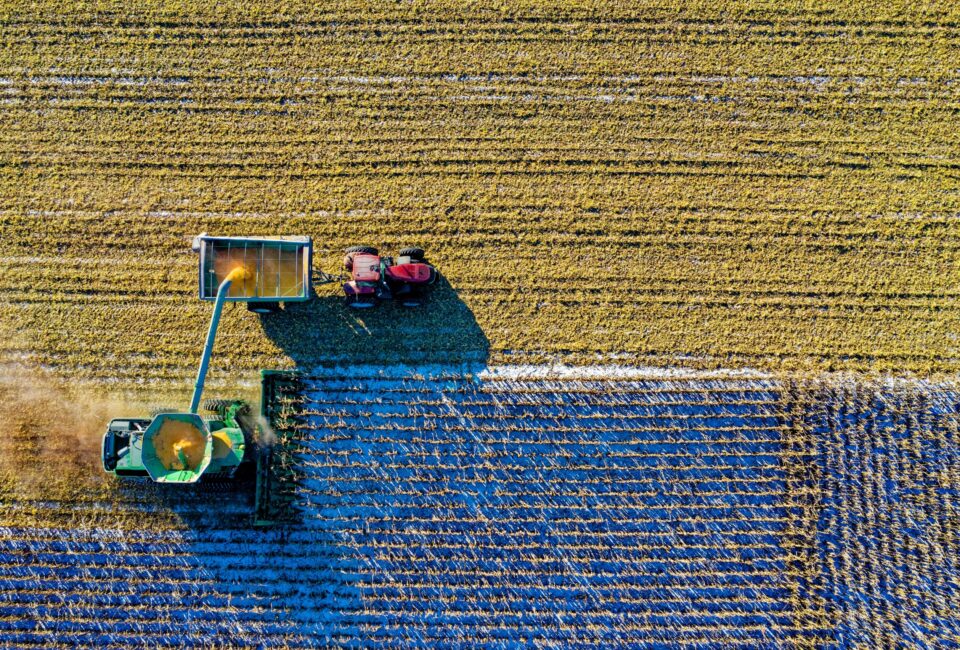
[189,267,249,414]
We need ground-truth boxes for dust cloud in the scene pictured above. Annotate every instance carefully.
[238,411,277,448]
[0,366,145,494]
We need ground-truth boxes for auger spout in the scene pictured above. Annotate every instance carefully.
[190,266,249,414]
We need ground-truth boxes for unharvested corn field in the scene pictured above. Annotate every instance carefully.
[3,1,960,647]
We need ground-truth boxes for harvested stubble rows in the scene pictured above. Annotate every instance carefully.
[3,2,960,383]
[1,367,958,647]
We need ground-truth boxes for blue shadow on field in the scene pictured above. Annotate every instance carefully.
[257,273,490,368]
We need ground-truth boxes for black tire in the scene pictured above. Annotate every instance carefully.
[399,247,425,261]
[346,294,376,308]
[345,245,378,255]
[201,399,233,413]
[197,476,244,491]
[247,302,280,314]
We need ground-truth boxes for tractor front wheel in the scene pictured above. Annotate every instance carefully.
[345,294,376,308]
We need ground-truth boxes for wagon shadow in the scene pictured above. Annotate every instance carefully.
[258,274,490,369]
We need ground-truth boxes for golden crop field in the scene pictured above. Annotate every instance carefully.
[2,1,960,393]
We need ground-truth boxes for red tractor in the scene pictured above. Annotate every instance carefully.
[342,246,438,308]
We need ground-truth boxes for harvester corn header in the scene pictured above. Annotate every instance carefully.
[101,235,312,527]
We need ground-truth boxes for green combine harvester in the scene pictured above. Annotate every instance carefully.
[101,235,310,527]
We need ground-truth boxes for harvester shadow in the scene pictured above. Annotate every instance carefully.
[111,277,492,633]
[141,277,489,531]
[259,275,490,368]
[213,274,487,530]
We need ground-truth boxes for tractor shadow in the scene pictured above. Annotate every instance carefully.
[258,274,490,368]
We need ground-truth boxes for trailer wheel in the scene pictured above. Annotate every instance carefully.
[247,302,280,314]
[399,247,425,261]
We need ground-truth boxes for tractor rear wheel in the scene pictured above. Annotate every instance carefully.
[345,246,378,271]
[345,294,376,308]
[346,245,378,255]
[399,247,425,261]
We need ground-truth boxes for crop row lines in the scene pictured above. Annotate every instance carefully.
[2,556,791,577]
[9,25,960,44]
[0,540,788,559]
[7,16,960,31]
[0,626,811,648]
[294,430,792,442]
[299,437,789,448]
[12,141,960,162]
[2,564,796,586]
[3,590,793,613]
[9,292,960,318]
